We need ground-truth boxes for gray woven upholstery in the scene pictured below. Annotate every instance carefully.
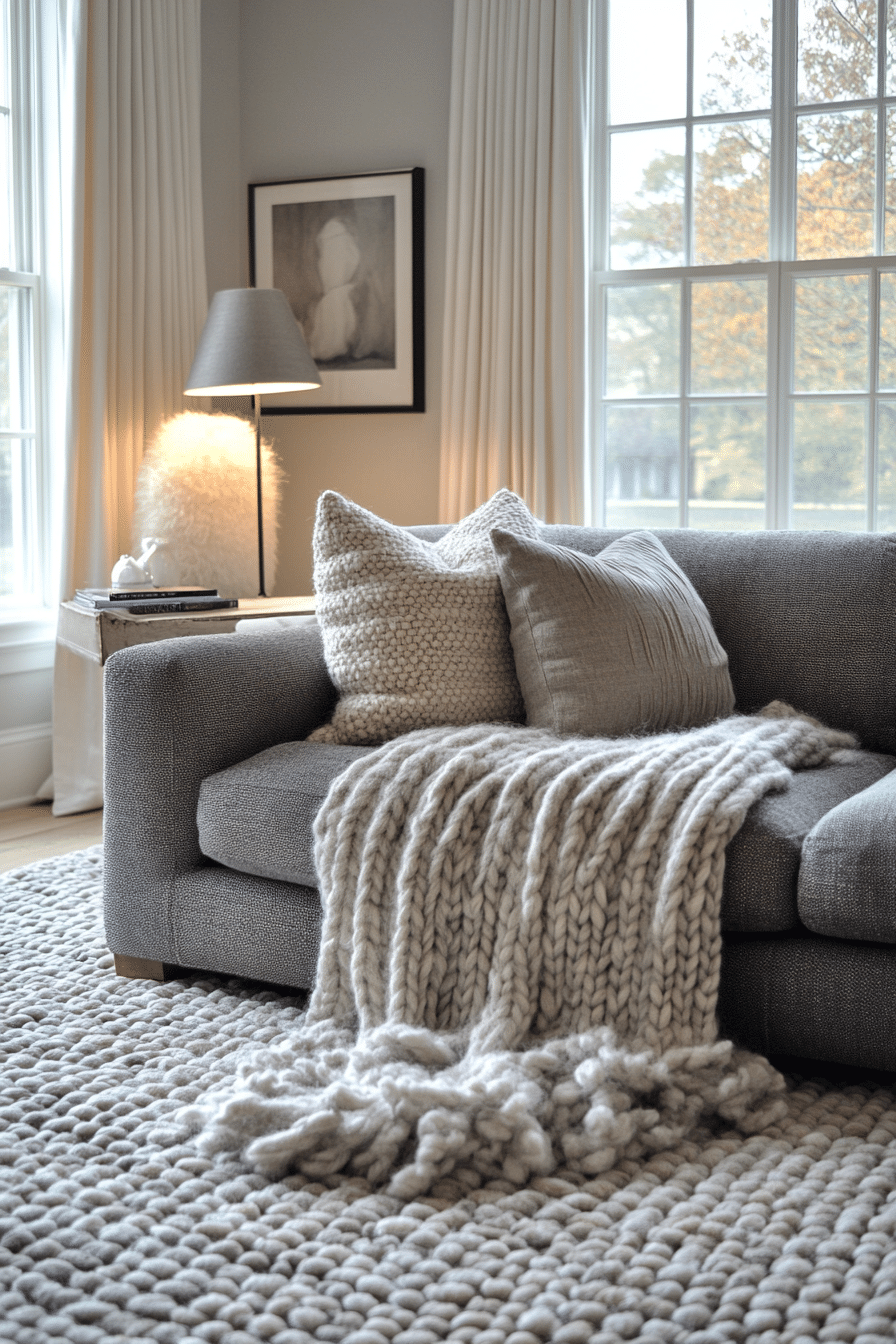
[103,625,335,979]
[173,867,321,988]
[103,527,896,1068]
[718,934,896,1072]
[197,741,374,887]
[798,768,896,944]
[721,749,896,931]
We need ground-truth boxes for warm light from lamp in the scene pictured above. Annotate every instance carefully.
[183,287,321,598]
[184,288,321,396]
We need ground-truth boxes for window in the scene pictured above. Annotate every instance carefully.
[1,0,41,608]
[594,0,896,532]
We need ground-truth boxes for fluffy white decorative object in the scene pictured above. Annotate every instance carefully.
[133,411,284,597]
[310,487,541,745]
[190,703,856,1196]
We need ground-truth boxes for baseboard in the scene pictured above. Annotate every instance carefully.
[0,723,52,810]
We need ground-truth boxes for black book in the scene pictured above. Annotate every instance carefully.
[118,598,239,615]
[75,585,219,607]
[73,593,237,614]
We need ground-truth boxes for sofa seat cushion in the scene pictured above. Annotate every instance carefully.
[198,739,896,928]
[722,748,896,931]
[198,740,374,888]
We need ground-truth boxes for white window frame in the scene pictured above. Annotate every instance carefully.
[591,0,896,532]
[1,0,53,646]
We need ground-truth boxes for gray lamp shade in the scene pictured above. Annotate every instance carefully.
[184,288,321,395]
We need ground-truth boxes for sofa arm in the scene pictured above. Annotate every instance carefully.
[103,624,336,963]
[798,766,896,943]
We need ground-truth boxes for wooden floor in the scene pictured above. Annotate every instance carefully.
[0,802,104,873]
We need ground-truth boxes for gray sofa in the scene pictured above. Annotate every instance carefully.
[103,526,896,1072]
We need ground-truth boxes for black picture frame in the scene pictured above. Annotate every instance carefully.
[249,167,424,414]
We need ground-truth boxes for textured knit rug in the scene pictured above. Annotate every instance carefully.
[192,708,856,1198]
[2,848,896,1344]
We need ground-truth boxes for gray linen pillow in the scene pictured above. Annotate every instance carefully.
[490,527,735,737]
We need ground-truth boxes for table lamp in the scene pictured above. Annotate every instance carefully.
[184,288,320,596]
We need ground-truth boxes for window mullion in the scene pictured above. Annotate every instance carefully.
[875,0,887,256]
[7,0,33,273]
[693,0,698,267]
[593,0,609,274]
[680,279,690,528]
[773,263,792,528]
[770,0,796,263]
[870,262,881,529]
[769,0,796,529]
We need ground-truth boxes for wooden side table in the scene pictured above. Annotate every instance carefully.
[52,595,316,816]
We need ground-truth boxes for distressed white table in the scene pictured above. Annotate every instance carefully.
[51,596,316,816]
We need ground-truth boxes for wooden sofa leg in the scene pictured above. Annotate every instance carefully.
[113,953,168,981]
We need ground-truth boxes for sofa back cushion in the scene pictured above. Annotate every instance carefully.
[410,525,896,752]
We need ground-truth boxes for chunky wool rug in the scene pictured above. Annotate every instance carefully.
[2,850,896,1344]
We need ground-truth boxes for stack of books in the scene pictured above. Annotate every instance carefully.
[73,586,238,615]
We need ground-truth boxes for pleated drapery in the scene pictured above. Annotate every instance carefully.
[49,0,208,815]
[61,0,208,593]
[440,0,590,525]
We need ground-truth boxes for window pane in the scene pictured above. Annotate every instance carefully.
[691,280,766,394]
[797,110,875,258]
[0,0,9,271]
[876,401,896,527]
[694,120,770,264]
[888,0,896,95]
[609,0,685,125]
[694,0,772,115]
[792,401,867,529]
[880,273,896,388]
[793,274,868,391]
[0,112,9,271]
[610,127,685,269]
[0,436,35,598]
[605,285,680,397]
[799,0,877,104]
[0,285,33,431]
[688,402,766,529]
[885,109,896,253]
[605,405,679,528]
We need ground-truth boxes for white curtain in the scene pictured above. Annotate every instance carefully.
[60,0,208,595]
[48,0,208,814]
[440,0,591,524]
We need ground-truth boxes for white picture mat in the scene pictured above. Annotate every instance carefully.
[253,172,415,409]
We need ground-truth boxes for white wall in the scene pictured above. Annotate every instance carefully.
[201,0,453,594]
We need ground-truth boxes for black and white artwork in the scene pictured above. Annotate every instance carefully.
[273,196,395,371]
[250,169,424,413]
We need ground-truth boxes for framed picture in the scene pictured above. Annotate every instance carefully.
[249,167,424,414]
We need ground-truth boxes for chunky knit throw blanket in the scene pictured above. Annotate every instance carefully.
[191,704,855,1198]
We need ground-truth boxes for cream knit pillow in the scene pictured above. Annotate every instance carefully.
[309,489,540,745]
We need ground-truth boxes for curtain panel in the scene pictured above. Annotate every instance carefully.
[61,0,208,594]
[440,0,590,524]
[48,0,207,815]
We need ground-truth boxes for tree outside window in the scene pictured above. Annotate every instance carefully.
[597,0,896,533]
